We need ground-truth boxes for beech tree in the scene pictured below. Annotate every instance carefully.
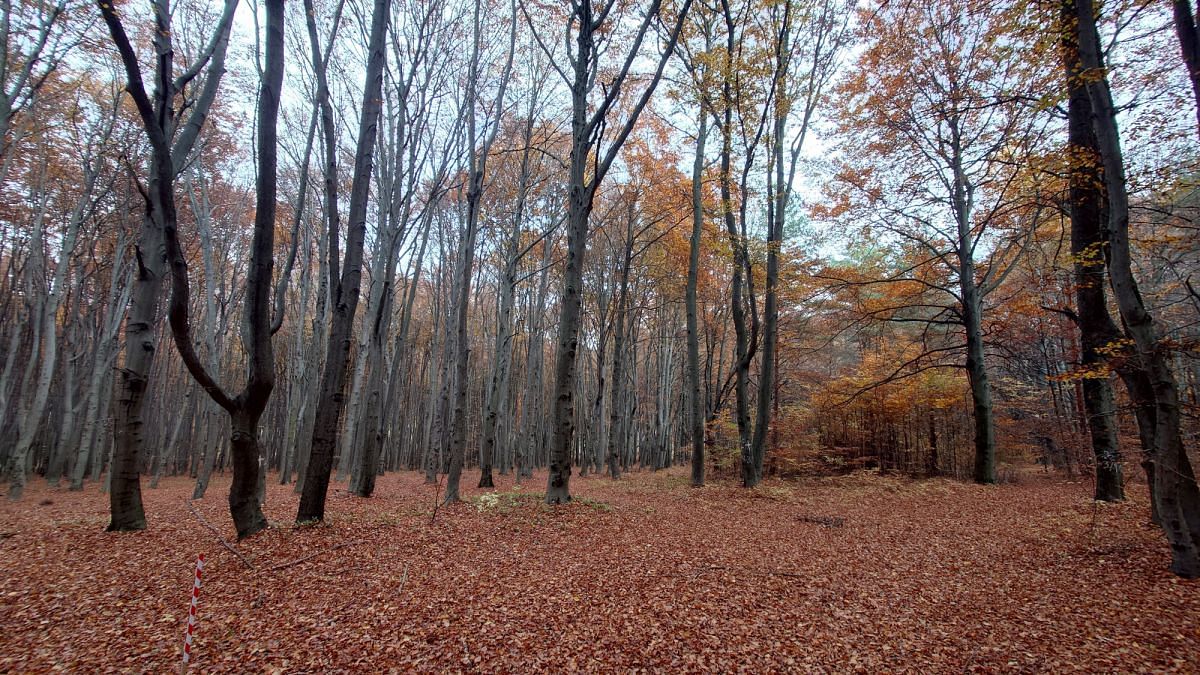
[95,0,239,531]
[825,0,1053,484]
[522,0,694,503]
[1070,0,1200,577]
[161,0,286,538]
[1057,0,1126,502]
[298,0,392,523]
[443,0,516,503]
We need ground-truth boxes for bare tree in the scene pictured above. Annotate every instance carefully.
[95,0,239,531]
[298,0,393,524]
[1073,0,1200,577]
[523,0,694,504]
[443,0,517,503]
[161,0,286,538]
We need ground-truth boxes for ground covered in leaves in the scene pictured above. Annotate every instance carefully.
[1,468,1197,673]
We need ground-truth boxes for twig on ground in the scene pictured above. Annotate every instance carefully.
[269,539,363,572]
[185,500,255,570]
[397,563,409,594]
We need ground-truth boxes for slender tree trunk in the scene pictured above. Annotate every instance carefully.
[722,122,754,488]
[481,258,517,488]
[687,110,707,487]
[1060,4,1125,501]
[519,238,552,480]
[606,206,638,480]
[298,0,391,523]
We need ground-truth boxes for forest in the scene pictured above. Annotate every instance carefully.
[1,0,1199,670]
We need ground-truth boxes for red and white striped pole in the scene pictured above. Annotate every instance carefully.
[182,554,204,671]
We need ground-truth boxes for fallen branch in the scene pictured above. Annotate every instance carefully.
[397,563,409,594]
[270,540,363,572]
[185,500,254,570]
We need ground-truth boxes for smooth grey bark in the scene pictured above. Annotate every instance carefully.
[96,0,239,531]
[298,0,391,523]
[7,126,109,496]
[184,163,225,500]
[749,5,795,488]
[0,0,65,164]
[70,248,131,491]
[281,229,315,485]
[537,0,693,504]
[336,330,369,481]
[712,0,762,489]
[294,203,332,496]
[289,0,345,496]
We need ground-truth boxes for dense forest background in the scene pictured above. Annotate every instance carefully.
[1,0,1199,574]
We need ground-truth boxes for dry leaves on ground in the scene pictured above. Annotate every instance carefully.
[1,468,1197,673]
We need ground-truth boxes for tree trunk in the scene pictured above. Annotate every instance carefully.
[949,116,996,485]
[1060,4,1125,501]
[962,282,995,485]
[298,0,391,523]
[228,410,266,537]
[1075,0,1200,577]
[686,107,708,488]
[107,211,164,531]
[1172,1,1200,137]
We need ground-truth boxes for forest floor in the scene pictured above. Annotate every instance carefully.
[0,467,1197,673]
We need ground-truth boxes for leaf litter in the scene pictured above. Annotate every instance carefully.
[0,469,1196,672]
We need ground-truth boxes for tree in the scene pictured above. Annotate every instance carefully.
[522,0,694,503]
[751,0,849,486]
[1071,0,1200,577]
[443,0,516,503]
[161,0,286,538]
[826,0,1052,484]
[1058,0,1124,502]
[95,0,239,531]
[4,77,119,496]
[297,0,392,523]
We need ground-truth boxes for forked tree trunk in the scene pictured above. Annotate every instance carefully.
[1074,0,1200,577]
[97,0,238,532]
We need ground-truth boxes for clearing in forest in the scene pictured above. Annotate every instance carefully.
[0,469,1197,672]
